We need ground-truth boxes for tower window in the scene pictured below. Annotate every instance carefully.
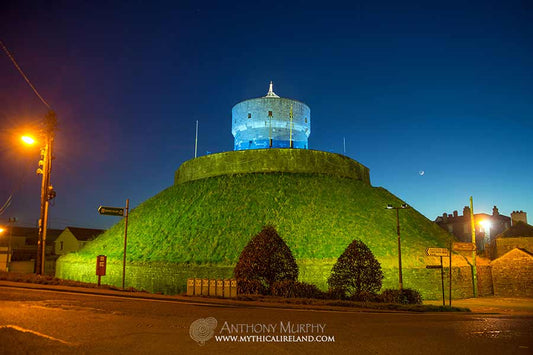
[268,111,273,117]
[248,113,251,118]
[305,117,308,123]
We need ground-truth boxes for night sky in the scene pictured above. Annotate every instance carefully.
[1,0,532,230]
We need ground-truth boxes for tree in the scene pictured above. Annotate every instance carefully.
[234,226,298,293]
[327,239,383,298]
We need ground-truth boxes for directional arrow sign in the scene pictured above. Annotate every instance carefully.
[98,206,125,217]
[425,247,450,257]
[452,242,476,251]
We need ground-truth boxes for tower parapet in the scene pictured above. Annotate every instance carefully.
[232,82,310,150]
[511,211,528,225]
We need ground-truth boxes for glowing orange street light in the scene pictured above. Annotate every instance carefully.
[21,135,36,145]
[479,220,492,249]
[479,220,492,231]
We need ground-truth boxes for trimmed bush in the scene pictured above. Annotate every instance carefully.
[237,279,268,295]
[328,239,384,298]
[234,226,298,293]
[325,287,347,300]
[350,290,380,303]
[380,288,423,305]
[271,280,325,299]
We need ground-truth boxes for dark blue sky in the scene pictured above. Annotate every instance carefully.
[1,0,532,229]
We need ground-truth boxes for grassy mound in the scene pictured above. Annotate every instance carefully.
[60,172,450,268]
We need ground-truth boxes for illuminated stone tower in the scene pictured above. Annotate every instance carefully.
[232,82,311,150]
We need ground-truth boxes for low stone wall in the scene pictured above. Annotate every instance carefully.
[57,258,494,299]
[56,260,235,294]
[491,249,533,297]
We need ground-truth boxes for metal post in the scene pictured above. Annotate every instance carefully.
[396,208,403,290]
[449,238,452,307]
[122,199,129,289]
[343,137,346,155]
[194,120,198,158]
[289,105,293,148]
[470,196,478,297]
[269,114,272,148]
[7,217,16,271]
[440,256,445,306]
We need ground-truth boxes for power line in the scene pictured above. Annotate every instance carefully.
[0,40,52,110]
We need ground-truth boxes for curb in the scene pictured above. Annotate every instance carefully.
[0,280,463,314]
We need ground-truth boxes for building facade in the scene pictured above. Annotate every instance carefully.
[55,227,105,255]
[434,206,516,250]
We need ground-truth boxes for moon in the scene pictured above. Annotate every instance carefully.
[419,170,425,176]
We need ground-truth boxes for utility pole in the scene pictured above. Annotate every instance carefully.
[122,199,129,289]
[36,110,57,275]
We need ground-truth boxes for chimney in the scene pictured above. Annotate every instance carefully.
[453,210,458,218]
[492,206,499,216]
[463,206,470,217]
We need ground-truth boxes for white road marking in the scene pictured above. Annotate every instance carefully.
[0,325,76,345]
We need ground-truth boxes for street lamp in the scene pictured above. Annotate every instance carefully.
[386,203,409,290]
[22,110,57,275]
[479,220,492,251]
[0,227,5,271]
[21,135,36,145]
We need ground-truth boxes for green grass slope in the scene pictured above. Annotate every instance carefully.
[61,173,450,269]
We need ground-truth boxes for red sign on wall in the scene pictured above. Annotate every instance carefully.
[96,255,107,276]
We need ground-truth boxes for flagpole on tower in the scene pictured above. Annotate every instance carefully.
[194,120,198,158]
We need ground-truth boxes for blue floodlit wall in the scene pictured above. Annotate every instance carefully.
[232,96,311,150]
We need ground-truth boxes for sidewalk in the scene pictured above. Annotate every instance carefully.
[424,297,533,315]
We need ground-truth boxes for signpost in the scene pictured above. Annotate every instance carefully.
[98,199,129,289]
[426,247,449,306]
[98,206,125,217]
[425,247,450,257]
[96,255,107,286]
[452,242,476,251]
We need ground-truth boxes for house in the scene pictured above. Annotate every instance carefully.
[55,227,105,255]
[0,225,62,274]
[490,221,533,259]
[434,206,525,251]
[6,226,63,261]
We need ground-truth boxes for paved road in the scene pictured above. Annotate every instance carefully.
[0,286,532,354]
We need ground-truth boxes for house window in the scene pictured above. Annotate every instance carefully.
[60,241,64,250]
[268,111,272,117]
[248,113,251,118]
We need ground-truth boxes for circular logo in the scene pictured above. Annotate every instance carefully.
[189,317,218,345]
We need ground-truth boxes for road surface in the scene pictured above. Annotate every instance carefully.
[0,286,531,354]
